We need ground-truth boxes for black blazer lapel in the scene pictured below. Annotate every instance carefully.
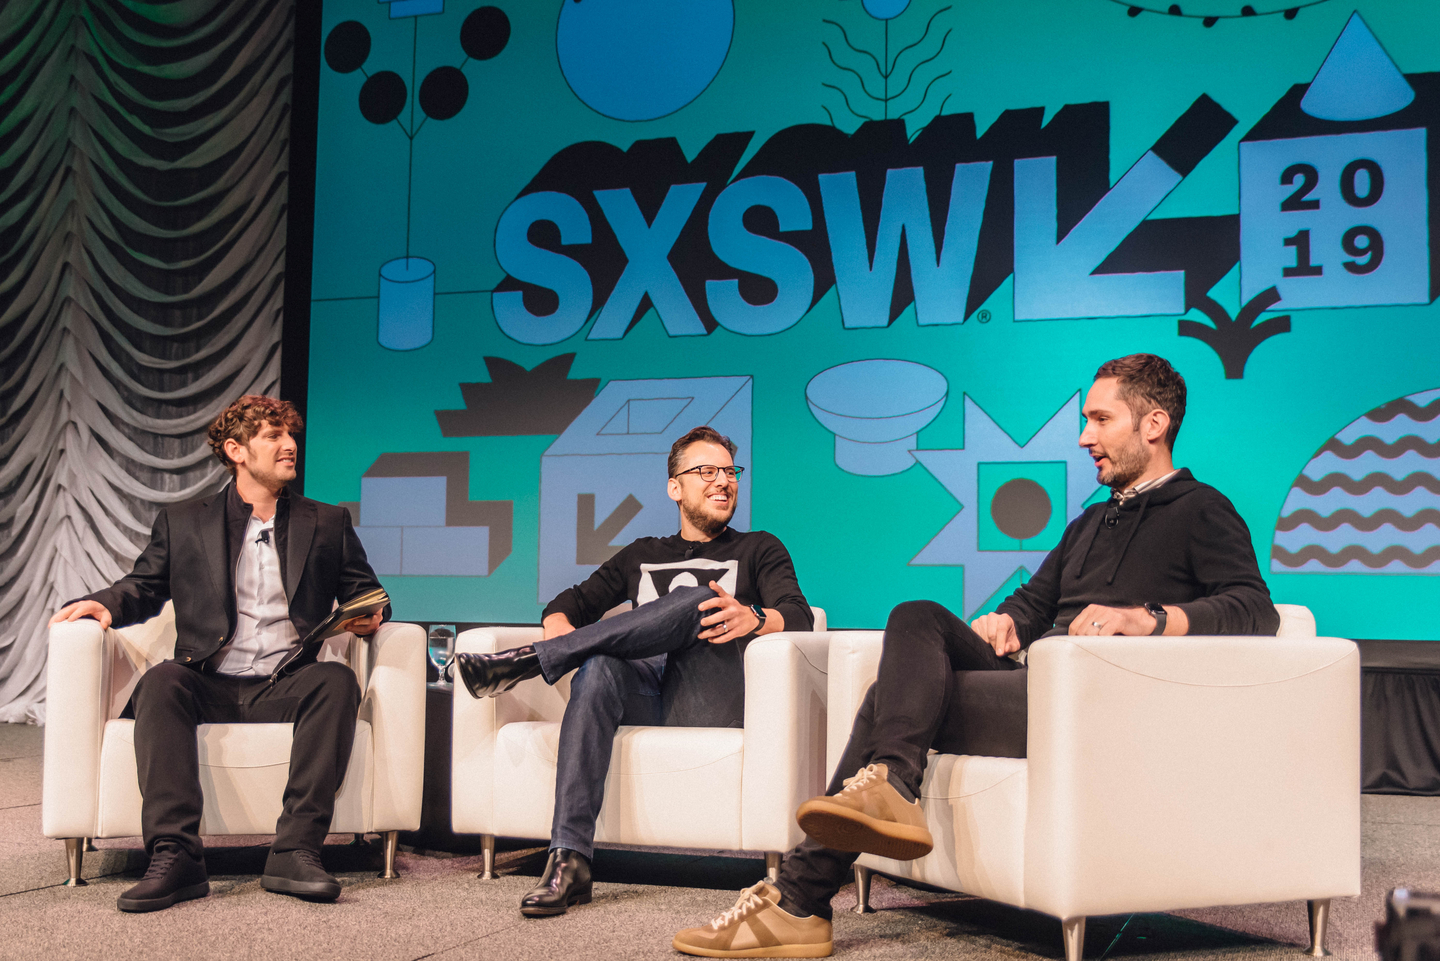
[285,497,316,601]
[200,490,229,607]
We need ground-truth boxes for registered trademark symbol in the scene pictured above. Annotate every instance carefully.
[977,309,992,323]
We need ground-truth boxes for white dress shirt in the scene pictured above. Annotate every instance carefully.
[214,513,300,676]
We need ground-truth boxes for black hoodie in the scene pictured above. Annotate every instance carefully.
[996,469,1280,643]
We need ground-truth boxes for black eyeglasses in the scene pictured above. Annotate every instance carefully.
[674,465,744,482]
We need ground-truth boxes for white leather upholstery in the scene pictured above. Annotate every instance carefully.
[827,604,1361,929]
[451,609,829,856]
[42,602,425,845]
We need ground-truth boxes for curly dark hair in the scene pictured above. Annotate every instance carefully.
[667,426,737,477]
[207,395,304,476]
[1094,353,1187,450]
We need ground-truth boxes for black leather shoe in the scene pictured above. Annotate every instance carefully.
[262,849,342,902]
[454,645,543,699]
[520,848,592,917]
[116,843,209,912]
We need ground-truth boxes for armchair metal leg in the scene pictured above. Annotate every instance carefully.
[1306,899,1331,957]
[84,838,97,852]
[852,865,872,914]
[378,830,400,879]
[63,839,87,887]
[478,834,496,880]
[1062,916,1086,961]
[350,833,368,846]
[765,852,781,884]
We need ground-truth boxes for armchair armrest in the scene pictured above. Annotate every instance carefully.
[42,620,109,839]
[823,631,885,783]
[741,632,831,851]
[1024,634,1361,920]
[450,626,550,834]
[358,621,426,830]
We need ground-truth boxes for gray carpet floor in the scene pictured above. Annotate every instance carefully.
[0,721,1429,961]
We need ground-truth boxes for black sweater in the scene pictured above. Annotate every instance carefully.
[542,526,812,726]
[996,469,1279,643]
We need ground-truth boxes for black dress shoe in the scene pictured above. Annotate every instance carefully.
[454,645,543,699]
[262,849,342,902]
[520,848,592,917]
[116,843,209,912]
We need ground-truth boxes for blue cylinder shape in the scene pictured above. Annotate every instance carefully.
[378,257,436,350]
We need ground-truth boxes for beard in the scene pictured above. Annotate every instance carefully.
[682,497,734,538]
[1096,428,1150,490]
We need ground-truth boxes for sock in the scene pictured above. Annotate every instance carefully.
[776,887,813,919]
[886,772,916,803]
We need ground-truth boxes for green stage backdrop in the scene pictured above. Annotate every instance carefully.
[307,0,1440,635]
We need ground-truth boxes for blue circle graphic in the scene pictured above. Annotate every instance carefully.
[862,0,910,19]
[556,0,734,122]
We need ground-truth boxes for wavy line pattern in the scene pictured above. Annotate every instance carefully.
[1272,544,1440,569]
[1291,472,1440,496]
[0,0,288,723]
[1366,397,1440,424]
[1319,435,1440,459]
[1277,508,1440,533]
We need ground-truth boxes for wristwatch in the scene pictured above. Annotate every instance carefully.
[1145,602,1167,635]
[749,603,768,633]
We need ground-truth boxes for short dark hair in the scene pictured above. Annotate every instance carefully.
[207,395,303,476]
[668,426,737,477]
[1094,354,1186,450]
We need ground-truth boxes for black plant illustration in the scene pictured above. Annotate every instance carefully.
[324,7,511,257]
[821,5,953,128]
[1177,286,1290,379]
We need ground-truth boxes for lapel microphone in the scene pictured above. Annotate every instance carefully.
[1104,494,1122,529]
[256,528,271,545]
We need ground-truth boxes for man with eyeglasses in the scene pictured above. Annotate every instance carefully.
[452,425,812,919]
[673,355,1280,958]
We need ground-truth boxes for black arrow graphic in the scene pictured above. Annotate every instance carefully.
[576,493,643,565]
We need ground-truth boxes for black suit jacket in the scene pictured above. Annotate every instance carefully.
[86,483,385,670]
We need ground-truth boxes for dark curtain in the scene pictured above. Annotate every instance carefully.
[0,0,292,722]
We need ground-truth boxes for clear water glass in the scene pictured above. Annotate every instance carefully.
[427,624,456,685]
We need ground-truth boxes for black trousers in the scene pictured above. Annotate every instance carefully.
[775,600,1027,919]
[130,659,362,859]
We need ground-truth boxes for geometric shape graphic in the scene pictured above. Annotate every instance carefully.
[977,462,1066,552]
[378,257,436,350]
[539,376,752,603]
[806,360,947,475]
[861,0,910,20]
[556,0,734,121]
[910,393,1102,616]
[1240,128,1429,310]
[324,21,371,74]
[348,451,513,576]
[384,0,445,19]
[360,71,408,124]
[1300,12,1415,122]
[435,354,600,437]
[1272,387,1440,574]
[600,398,693,436]
[419,65,468,120]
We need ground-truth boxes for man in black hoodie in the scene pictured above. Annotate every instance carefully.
[673,354,1280,958]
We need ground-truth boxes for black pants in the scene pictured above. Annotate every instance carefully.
[130,659,362,859]
[775,600,1026,919]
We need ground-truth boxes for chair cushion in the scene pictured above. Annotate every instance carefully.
[491,722,745,849]
[95,719,374,837]
[860,754,1028,908]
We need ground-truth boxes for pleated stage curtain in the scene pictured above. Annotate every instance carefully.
[0,0,292,723]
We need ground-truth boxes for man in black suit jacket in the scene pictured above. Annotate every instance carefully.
[51,395,386,912]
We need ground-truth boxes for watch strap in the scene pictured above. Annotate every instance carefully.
[749,603,767,631]
[1146,603,1167,636]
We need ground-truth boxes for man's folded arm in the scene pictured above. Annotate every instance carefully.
[541,544,633,630]
[752,534,812,634]
[82,508,174,628]
[1175,498,1281,636]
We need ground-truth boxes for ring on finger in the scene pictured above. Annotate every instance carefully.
[1091,620,1102,629]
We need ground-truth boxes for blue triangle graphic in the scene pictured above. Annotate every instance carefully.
[1301,11,1414,121]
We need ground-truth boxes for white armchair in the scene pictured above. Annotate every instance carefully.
[450,610,828,880]
[827,604,1359,960]
[42,603,426,883]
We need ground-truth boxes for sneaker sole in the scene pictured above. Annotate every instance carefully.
[519,890,591,917]
[796,799,933,861]
[116,880,209,913]
[670,937,833,958]
[262,875,341,901]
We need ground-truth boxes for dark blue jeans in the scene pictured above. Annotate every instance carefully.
[536,585,719,858]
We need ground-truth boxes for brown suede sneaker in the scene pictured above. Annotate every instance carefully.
[673,881,833,958]
[795,762,933,860]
